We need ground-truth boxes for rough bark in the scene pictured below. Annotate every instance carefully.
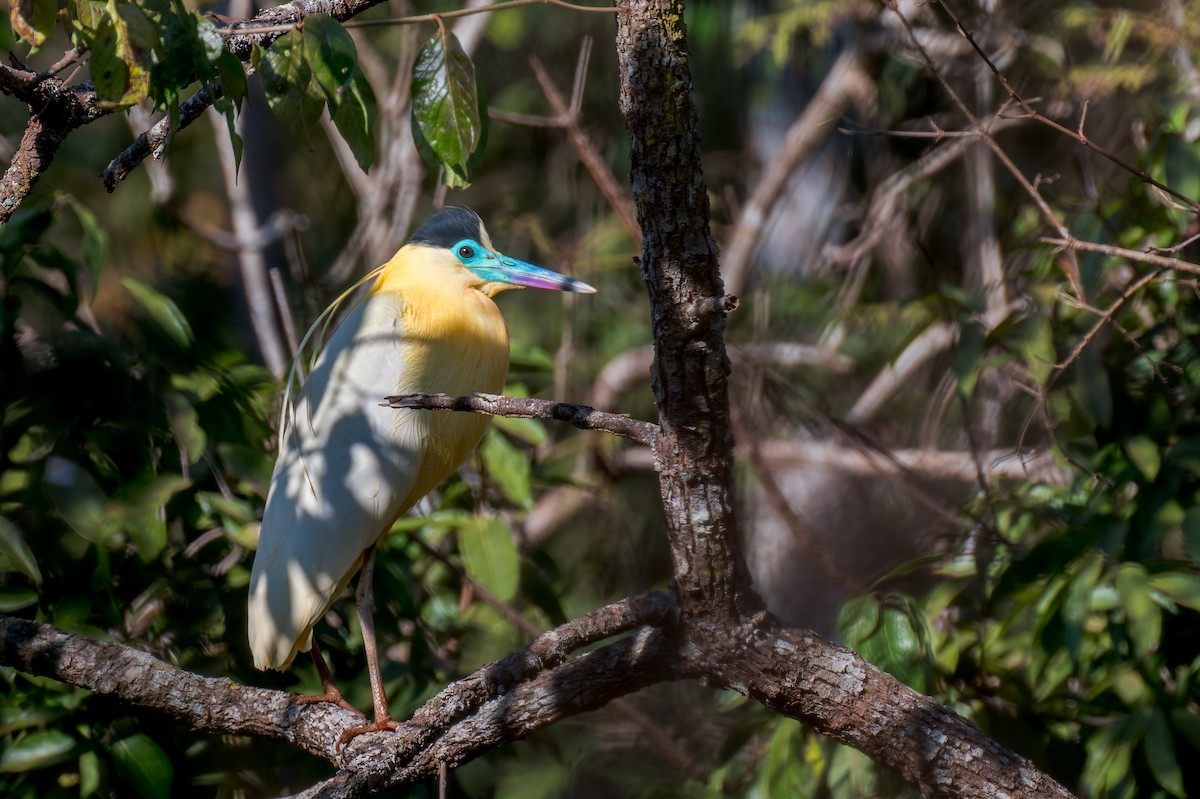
[611,2,1075,798]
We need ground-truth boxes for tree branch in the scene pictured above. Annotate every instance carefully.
[1,591,679,792]
[383,392,659,445]
[0,65,108,223]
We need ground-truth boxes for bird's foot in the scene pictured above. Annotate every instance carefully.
[336,716,400,749]
[293,690,361,716]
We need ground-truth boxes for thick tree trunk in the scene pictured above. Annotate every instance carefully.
[612,2,1075,798]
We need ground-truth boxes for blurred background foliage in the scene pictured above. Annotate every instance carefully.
[2,0,1200,797]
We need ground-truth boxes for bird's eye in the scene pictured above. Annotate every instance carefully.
[458,245,475,259]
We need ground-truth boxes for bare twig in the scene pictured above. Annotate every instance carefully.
[210,108,290,378]
[384,392,659,446]
[885,1,1085,297]
[723,50,873,296]
[528,50,642,245]
[847,321,958,425]
[934,0,1200,214]
[1043,237,1200,276]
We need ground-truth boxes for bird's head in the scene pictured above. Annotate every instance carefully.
[408,207,596,296]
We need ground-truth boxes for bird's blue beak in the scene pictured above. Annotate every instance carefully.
[476,252,597,294]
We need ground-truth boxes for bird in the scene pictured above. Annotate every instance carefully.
[247,207,595,732]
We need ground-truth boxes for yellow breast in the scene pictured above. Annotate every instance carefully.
[372,245,511,510]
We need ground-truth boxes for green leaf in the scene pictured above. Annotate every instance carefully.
[0,12,13,51]
[1124,436,1161,481]
[122,277,194,349]
[79,750,101,797]
[61,195,107,284]
[331,68,377,171]
[110,733,173,799]
[0,514,43,584]
[481,428,533,509]
[0,588,39,611]
[192,11,223,62]
[1145,708,1185,797]
[1150,571,1200,612]
[1115,563,1160,658]
[0,730,76,773]
[165,391,206,465]
[86,0,152,109]
[492,415,548,446]
[43,457,120,546]
[304,14,356,101]
[837,594,880,647]
[458,516,520,602]
[86,14,130,104]
[215,96,244,176]
[214,50,248,107]
[259,31,325,145]
[411,30,482,187]
[0,707,63,736]
[140,3,212,113]
[10,0,57,47]
[953,319,986,396]
[1170,707,1200,751]
[116,475,191,562]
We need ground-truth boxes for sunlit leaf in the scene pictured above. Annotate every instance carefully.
[85,0,153,109]
[165,391,206,465]
[259,32,325,145]
[304,14,356,101]
[1115,563,1160,658]
[9,0,56,47]
[411,30,482,187]
[1150,571,1200,612]
[0,730,75,773]
[116,475,192,562]
[0,708,62,736]
[0,514,42,584]
[481,429,533,510]
[79,750,101,797]
[122,277,194,350]
[458,515,519,602]
[1124,436,1161,482]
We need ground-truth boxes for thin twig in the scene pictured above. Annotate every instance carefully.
[934,0,1200,214]
[1043,237,1200,276]
[723,50,872,296]
[384,392,659,446]
[528,50,642,245]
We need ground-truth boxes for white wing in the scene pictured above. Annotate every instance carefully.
[247,292,424,670]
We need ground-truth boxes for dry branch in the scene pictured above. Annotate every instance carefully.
[384,392,659,445]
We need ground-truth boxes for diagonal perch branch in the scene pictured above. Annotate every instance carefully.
[0,590,680,794]
[383,392,659,445]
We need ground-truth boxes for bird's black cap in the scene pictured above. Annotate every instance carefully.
[408,207,486,249]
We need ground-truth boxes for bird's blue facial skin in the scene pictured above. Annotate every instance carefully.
[452,239,596,293]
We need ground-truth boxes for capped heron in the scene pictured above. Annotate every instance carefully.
[248,207,595,731]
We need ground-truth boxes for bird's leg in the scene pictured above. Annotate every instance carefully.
[293,641,360,715]
[337,544,400,746]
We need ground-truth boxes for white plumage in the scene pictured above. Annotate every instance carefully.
[248,247,509,670]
